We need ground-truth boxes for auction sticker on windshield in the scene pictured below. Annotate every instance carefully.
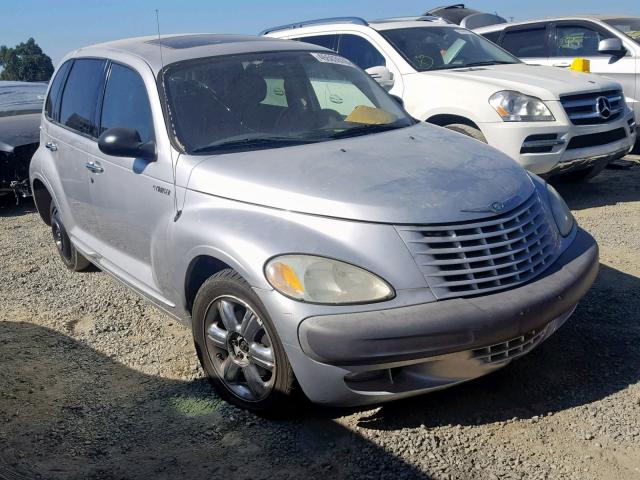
[310,52,355,67]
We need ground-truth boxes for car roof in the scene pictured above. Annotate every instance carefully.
[475,14,637,32]
[64,33,327,74]
[369,18,454,31]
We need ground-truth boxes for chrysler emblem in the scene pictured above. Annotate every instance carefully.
[595,96,611,120]
[462,201,507,214]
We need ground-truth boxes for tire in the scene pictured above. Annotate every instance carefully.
[554,161,608,182]
[443,123,487,143]
[192,269,298,413]
[49,201,91,271]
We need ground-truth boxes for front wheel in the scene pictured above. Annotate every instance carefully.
[50,201,91,271]
[192,269,298,412]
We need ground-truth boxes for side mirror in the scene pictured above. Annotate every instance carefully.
[98,128,156,161]
[366,65,395,91]
[598,38,625,56]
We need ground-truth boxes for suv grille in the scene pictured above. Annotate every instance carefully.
[560,90,624,125]
[396,193,559,300]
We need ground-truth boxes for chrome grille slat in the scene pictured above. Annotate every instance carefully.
[396,193,559,299]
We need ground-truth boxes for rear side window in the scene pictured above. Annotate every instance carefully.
[59,58,107,137]
[295,34,338,51]
[337,34,386,70]
[502,27,548,57]
[100,63,154,143]
[44,61,72,121]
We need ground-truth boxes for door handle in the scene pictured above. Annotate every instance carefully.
[85,161,104,174]
[552,63,571,68]
[45,142,58,151]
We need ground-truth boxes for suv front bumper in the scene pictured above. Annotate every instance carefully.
[481,111,636,175]
[282,228,598,406]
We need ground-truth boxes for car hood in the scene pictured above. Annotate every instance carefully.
[187,123,534,224]
[426,63,621,100]
[0,113,41,153]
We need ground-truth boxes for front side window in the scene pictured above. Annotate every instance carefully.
[44,61,72,120]
[502,27,548,58]
[59,58,107,137]
[100,63,154,143]
[162,50,413,154]
[604,17,640,44]
[380,26,519,71]
[337,34,386,70]
[553,25,612,57]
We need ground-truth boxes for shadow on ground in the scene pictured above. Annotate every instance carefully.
[0,197,36,216]
[0,321,429,480]
[351,264,640,431]
[551,157,640,210]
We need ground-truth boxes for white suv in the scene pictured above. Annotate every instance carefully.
[265,16,636,179]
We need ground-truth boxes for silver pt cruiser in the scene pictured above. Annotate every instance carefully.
[30,34,599,411]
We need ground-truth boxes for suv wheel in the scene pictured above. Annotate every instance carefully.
[443,123,487,143]
[192,269,298,412]
[50,201,91,271]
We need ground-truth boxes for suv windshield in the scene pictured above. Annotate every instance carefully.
[380,26,520,72]
[0,81,47,116]
[162,50,413,154]
[604,18,640,44]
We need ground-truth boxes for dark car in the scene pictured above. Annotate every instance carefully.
[0,81,47,200]
[424,4,506,29]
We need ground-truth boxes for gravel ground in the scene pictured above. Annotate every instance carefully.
[1,156,639,480]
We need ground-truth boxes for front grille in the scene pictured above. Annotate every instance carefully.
[560,89,624,125]
[395,193,559,300]
[472,327,547,365]
[566,127,627,150]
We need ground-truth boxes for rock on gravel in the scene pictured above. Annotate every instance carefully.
[1,157,639,479]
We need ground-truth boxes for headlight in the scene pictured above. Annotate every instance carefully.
[265,255,394,304]
[489,90,555,122]
[546,184,574,237]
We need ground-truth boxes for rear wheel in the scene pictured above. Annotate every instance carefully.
[49,201,91,271]
[192,269,298,412]
[443,123,487,143]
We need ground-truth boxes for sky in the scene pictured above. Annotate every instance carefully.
[3,0,640,65]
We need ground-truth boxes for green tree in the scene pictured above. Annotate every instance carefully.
[0,38,54,81]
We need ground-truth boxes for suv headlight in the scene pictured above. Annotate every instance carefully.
[546,184,574,237]
[265,255,394,304]
[489,91,555,122]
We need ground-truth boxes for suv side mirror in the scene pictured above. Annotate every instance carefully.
[598,38,626,56]
[366,65,394,91]
[98,128,156,161]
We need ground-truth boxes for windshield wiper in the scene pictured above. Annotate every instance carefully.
[192,136,314,154]
[459,60,516,68]
[324,123,406,140]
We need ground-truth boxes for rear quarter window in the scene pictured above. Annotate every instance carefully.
[59,58,107,137]
[44,61,72,121]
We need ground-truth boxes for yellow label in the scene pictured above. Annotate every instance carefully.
[570,58,591,73]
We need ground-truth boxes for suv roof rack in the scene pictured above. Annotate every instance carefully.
[260,17,368,36]
[370,15,449,24]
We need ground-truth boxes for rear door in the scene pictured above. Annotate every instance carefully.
[499,23,551,66]
[48,58,107,247]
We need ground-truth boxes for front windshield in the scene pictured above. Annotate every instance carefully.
[604,18,640,44]
[0,81,47,116]
[162,50,414,154]
[380,26,520,72]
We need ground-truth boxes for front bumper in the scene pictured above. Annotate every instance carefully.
[290,228,598,406]
[481,110,636,175]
